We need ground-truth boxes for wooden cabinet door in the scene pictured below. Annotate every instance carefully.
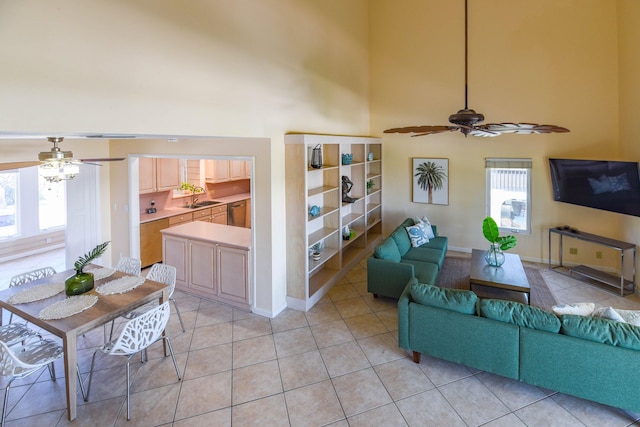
[140,218,169,268]
[189,241,216,295]
[245,198,251,228]
[244,160,251,179]
[156,158,181,191]
[162,235,188,287]
[229,160,245,180]
[139,157,156,194]
[211,211,228,224]
[205,160,230,182]
[217,245,249,305]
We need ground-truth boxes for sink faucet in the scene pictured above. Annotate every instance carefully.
[192,186,206,206]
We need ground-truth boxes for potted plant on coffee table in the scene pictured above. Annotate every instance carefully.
[482,216,517,267]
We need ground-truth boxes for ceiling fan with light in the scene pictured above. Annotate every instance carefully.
[384,0,569,138]
[0,136,125,182]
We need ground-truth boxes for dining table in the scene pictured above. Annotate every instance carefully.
[0,266,168,421]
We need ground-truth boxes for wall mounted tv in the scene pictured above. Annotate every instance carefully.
[549,158,640,217]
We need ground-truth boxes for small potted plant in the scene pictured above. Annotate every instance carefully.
[65,241,110,295]
[482,217,517,267]
[366,179,375,194]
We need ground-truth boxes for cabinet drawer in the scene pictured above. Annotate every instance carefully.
[169,213,193,226]
[193,208,212,220]
[211,205,227,214]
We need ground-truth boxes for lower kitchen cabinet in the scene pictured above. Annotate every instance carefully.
[140,218,169,268]
[161,222,252,310]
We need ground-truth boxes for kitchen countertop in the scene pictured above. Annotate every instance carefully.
[140,192,251,224]
[160,221,251,250]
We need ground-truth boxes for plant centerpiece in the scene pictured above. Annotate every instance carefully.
[366,179,375,194]
[482,217,517,267]
[65,241,110,296]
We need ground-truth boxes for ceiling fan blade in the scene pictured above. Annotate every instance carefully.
[78,157,126,162]
[384,125,458,135]
[0,161,43,171]
[479,123,570,135]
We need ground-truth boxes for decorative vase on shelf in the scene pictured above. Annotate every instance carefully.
[368,152,374,161]
[484,243,505,267]
[65,241,110,296]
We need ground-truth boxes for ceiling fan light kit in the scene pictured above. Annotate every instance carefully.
[384,0,569,138]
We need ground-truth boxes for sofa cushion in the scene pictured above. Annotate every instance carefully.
[404,260,439,286]
[561,314,640,351]
[480,299,561,333]
[411,282,477,314]
[374,237,401,262]
[405,222,430,247]
[418,236,448,252]
[403,247,446,269]
[390,226,412,256]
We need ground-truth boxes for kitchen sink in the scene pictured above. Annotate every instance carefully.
[189,200,222,208]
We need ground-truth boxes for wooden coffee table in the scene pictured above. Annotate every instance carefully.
[470,249,530,304]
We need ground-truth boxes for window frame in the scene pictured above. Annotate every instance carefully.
[485,158,532,235]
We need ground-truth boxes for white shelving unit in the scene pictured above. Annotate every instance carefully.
[285,134,383,311]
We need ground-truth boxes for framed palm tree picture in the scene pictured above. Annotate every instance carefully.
[412,158,449,205]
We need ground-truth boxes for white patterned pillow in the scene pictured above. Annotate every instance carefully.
[592,306,625,323]
[414,215,436,239]
[405,222,429,247]
[552,302,595,316]
[593,307,640,326]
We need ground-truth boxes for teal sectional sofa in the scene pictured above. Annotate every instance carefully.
[399,278,640,413]
[367,218,448,299]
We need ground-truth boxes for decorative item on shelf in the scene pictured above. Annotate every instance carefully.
[368,152,374,161]
[309,205,320,217]
[65,241,110,296]
[366,179,375,194]
[310,144,323,169]
[482,217,517,267]
[341,153,353,165]
[341,176,356,203]
[312,252,321,261]
[311,241,325,253]
[342,225,351,240]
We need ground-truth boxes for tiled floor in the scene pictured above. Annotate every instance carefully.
[1,249,640,426]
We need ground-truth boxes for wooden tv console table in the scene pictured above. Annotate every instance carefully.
[548,227,636,296]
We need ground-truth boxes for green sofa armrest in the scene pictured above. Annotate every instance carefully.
[367,256,415,299]
[398,277,418,350]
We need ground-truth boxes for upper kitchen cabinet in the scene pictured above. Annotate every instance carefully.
[139,157,181,194]
[205,159,251,183]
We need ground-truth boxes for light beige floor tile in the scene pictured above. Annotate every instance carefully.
[232,316,272,341]
[231,393,290,427]
[273,326,317,357]
[351,280,369,296]
[328,283,360,302]
[6,379,68,421]
[551,392,637,426]
[482,413,528,427]
[232,334,276,368]
[279,349,329,391]
[233,307,258,321]
[270,308,309,333]
[182,343,232,381]
[320,341,370,378]
[345,264,367,282]
[305,302,341,326]
[310,319,354,349]
[347,403,408,427]
[55,396,124,426]
[332,368,392,417]
[476,371,550,411]
[232,360,283,405]
[333,297,372,318]
[357,332,406,366]
[418,354,473,387]
[284,380,345,427]
[439,376,510,426]
[514,397,585,426]
[174,371,232,420]
[396,389,466,427]
[362,294,398,312]
[190,322,233,350]
[114,382,181,425]
[374,357,435,400]
[343,312,387,339]
[173,407,231,427]
[130,351,187,391]
[375,308,399,331]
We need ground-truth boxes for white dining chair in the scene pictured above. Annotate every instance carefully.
[114,256,142,276]
[8,267,57,323]
[0,338,63,427]
[84,302,181,420]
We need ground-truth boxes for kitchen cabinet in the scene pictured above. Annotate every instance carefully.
[139,157,181,194]
[193,208,212,222]
[140,218,169,268]
[211,205,228,224]
[168,213,193,226]
[284,134,383,311]
[245,198,251,228]
[161,222,252,310]
[205,159,250,183]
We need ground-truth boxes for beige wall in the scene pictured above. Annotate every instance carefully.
[0,0,371,316]
[370,0,625,263]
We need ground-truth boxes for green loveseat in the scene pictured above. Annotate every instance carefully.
[367,218,448,299]
[399,277,640,413]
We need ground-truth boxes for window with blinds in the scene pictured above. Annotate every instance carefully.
[485,158,532,234]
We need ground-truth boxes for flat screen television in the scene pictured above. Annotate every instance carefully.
[549,158,640,217]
